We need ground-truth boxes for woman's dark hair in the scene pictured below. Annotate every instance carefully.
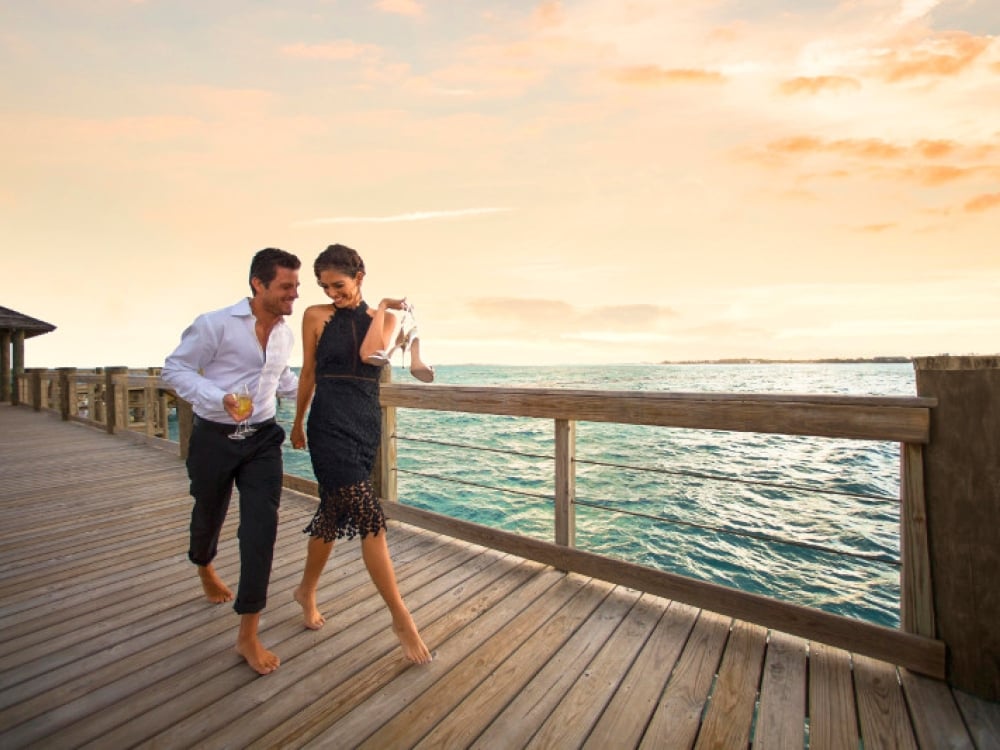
[313,243,366,279]
[249,247,301,293]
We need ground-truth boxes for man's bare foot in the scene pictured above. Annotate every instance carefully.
[197,564,234,603]
[235,634,280,675]
[392,614,432,664]
[294,585,326,630]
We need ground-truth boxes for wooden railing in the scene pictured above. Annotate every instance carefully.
[10,366,945,679]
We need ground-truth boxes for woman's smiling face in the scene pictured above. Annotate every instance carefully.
[317,268,362,308]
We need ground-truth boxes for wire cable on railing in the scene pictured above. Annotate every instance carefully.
[394,434,900,566]
[397,434,551,461]
[395,466,552,501]
[573,498,900,566]
[575,457,897,503]
[398,434,896,503]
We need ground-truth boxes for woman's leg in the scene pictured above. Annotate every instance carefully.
[361,532,432,663]
[295,535,334,629]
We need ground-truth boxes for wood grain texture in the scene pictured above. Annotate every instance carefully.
[0,404,992,749]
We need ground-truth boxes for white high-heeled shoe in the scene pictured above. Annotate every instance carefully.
[364,306,414,366]
[402,305,434,383]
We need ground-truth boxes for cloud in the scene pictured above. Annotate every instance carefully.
[964,193,1000,213]
[291,207,513,226]
[857,223,897,233]
[915,139,958,158]
[875,32,990,82]
[765,136,906,160]
[779,76,861,95]
[468,299,678,334]
[533,1,565,29]
[374,0,424,18]
[579,304,679,329]
[612,66,726,86]
[904,164,978,185]
[280,41,381,61]
[752,137,999,186]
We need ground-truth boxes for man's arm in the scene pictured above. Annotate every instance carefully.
[162,314,229,414]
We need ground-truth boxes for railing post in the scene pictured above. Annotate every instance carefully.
[913,354,1000,700]
[375,367,398,502]
[144,368,160,437]
[900,442,934,638]
[11,330,25,405]
[104,366,127,434]
[93,368,105,424]
[57,367,77,420]
[554,418,576,547]
[28,368,43,411]
[1,330,10,403]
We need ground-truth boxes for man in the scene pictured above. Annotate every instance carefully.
[162,247,300,675]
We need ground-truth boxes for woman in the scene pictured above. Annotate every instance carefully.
[290,243,432,664]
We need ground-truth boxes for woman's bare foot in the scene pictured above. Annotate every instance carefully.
[392,613,432,664]
[197,564,234,603]
[294,585,326,630]
[235,635,280,675]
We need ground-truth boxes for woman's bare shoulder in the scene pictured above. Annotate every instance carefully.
[304,303,335,319]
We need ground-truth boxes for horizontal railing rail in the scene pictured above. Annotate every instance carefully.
[9,368,943,678]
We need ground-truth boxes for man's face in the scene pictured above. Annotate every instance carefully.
[254,266,300,317]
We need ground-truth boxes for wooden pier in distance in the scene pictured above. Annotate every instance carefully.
[2,405,999,748]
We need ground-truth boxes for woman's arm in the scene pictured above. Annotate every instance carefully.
[290,305,325,449]
[359,297,406,363]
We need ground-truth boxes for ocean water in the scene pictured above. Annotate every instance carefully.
[266,362,915,628]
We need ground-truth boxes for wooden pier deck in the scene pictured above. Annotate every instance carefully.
[1,404,998,749]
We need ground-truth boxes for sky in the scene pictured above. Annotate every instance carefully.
[2,0,998,368]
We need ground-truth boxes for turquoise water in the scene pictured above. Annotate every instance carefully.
[181,363,915,627]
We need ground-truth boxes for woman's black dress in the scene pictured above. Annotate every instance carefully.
[304,302,387,541]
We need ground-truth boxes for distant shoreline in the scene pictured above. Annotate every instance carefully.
[659,356,912,365]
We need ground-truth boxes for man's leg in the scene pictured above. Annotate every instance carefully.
[232,423,285,673]
[186,423,239,603]
[236,612,280,675]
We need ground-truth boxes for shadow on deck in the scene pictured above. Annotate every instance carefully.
[1,404,998,749]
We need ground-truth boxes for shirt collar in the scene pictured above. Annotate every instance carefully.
[230,297,288,332]
[230,297,253,317]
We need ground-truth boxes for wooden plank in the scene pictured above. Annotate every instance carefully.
[381,383,933,442]
[807,643,858,750]
[640,610,732,750]
[553,417,575,548]
[3,399,996,750]
[383,499,946,679]
[230,557,541,750]
[953,688,1000,750]
[754,631,807,749]
[0,517,322,727]
[915,359,1000,699]
[87,541,502,750]
[900,442,935,638]
[413,576,610,749]
[526,593,670,749]
[582,601,700,750]
[899,669,974,749]
[694,620,768,750]
[341,568,571,749]
[33,530,460,749]
[470,584,640,750]
[854,654,918,750]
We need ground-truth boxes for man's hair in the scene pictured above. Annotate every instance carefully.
[249,248,301,293]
